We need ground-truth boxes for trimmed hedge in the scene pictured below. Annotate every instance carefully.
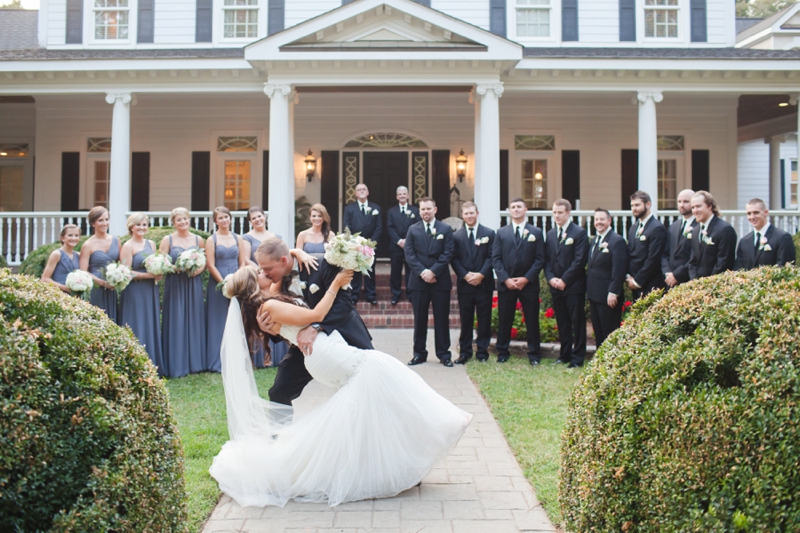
[0,255,6,269]
[0,270,188,531]
[559,267,800,532]
[794,230,800,259]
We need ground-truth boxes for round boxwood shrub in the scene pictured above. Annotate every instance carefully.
[560,267,800,532]
[0,270,188,531]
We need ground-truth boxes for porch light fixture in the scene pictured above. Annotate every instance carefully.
[779,102,790,107]
[304,149,317,182]
[455,149,468,182]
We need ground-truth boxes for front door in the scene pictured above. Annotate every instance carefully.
[362,152,408,259]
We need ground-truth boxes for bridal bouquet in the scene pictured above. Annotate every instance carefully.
[65,270,93,300]
[175,248,206,276]
[324,230,376,276]
[144,253,175,277]
[104,262,133,293]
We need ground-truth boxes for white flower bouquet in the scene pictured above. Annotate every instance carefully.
[144,253,175,277]
[324,230,376,277]
[104,262,133,293]
[65,269,93,300]
[175,248,207,276]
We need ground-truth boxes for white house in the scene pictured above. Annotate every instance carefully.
[1,0,799,261]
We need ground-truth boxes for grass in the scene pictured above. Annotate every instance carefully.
[465,354,582,527]
[165,367,278,533]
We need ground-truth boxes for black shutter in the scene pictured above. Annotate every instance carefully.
[268,0,284,36]
[691,149,710,193]
[562,0,579,42]
[130,152,150,211]
[196,0,212,43]
[321,151,340,232]
[191,151,210,211]
[61,152,80,210]
[431,150,451,219]
[261,150,269,210]
[780,159,786,208]
[66,0,83,44]
[490,0,506,38]
[500,149,509,214]
[562,150,580,209]
[690,0,707,42]
[621,149,638,209]
[138,0,155,43]
[619,0,635,42]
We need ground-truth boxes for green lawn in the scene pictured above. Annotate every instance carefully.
[166,368,278,533]
[465,355,582,527]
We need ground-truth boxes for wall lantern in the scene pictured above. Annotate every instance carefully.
[534,172,543,181]
[455,149,468,182]
[304,149,317,182]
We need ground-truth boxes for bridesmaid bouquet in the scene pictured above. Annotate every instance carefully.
[104,262,134,293]
[65,270,93,301]
[144,253,175,277]
[175,249,207,276]
[324,230,376,276]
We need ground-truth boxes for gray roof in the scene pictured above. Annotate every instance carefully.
[0,47,245,60]
[523,47,800,59]
[736,18,764,34]
[736,3,796,43]
[0,9,39,50]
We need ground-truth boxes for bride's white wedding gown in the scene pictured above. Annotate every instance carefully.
[209,300,473,508]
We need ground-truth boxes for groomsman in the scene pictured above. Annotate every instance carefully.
[662,189,697,289]
[451,202,495,364]
[626,191,667,300]
[545,199,589,368]
[586,208,628,348]
[386,186,420,305]
[343,183,382,305]
[735,198,796,270]
[405,197,455,367]
[492,198,545,366]
[688,190,737,280]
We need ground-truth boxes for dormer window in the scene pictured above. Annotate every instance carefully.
[644,0,679,38]
[93,0,129,40]
[516,0,551,38]
[223,0,258,39]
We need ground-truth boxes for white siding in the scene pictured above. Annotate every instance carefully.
[737,139,798,209]
[47,0,67,46]
[433,0,490,32]
[284,0,339,31]
[578,0,619,44]
[154,0,198,44]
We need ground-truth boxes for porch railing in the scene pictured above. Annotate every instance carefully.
[2,209,798,267]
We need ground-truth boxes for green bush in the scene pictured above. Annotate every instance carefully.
[559,267,800,532]
[0,270,188,531]
[793,230,800,260]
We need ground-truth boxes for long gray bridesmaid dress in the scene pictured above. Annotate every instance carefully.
[161,235,207,378]
[52,249,79,287]
[242,233,288,368]
[205,234,240,372]
[88,236,120,323]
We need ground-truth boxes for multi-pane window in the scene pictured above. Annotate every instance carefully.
[516,0,551,38]
[657,159,677,210]
[94,160,111,208]
[94,0,129,40]
[224,161,251,210]
[223,0,258,39]
[790,160,798,208]
[522,160,548,210]
[645,0,678,38]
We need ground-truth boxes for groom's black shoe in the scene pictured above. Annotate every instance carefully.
[442,359,454,367]
[408,355,427,366]
[454,355,471,365]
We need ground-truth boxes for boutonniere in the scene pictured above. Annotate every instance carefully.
[523,228,530,237]
[372,210,379,215]
[299,281,307,290]
[759,236,771,251]
[309,283,320,294]
[599,242,609,249]
[430,227,437,236]
[474,239,482,246]
[564,237,574,245]
[527,234,536,243]
[436,234,444,240]
[682,225,692,237]
[639,235,647,242]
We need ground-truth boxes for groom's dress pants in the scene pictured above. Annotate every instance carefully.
[269,345,312,405]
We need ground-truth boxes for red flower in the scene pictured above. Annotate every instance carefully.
[511,327,519,338]
[545,308,555,318]
[516,302,523,311]
[492,296,499,304]
[520,316,525,324]
[624,301,632,307]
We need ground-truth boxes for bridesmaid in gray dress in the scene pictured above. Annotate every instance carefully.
[205,207,246,372]
[296,203,335,299]
[79,206,120,323]
[159,207,207,378]
[42,224,82,294]
[119,213,165,376]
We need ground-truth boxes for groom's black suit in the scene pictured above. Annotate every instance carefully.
[268,259,373,405]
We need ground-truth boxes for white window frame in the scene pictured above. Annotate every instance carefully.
[215,0,264,43]
[86,0,135,44]
[639,0,689,44]
[212,132,263,209]
[511,131,560,209]
[81,133,111,209]
[0,139,34,212]
[508,0,560,44]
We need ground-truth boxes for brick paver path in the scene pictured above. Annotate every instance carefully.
[202,330,556,533]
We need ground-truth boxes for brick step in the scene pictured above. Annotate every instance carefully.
[361,314,462,329]
[354,301,461,315]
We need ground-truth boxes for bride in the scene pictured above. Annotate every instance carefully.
[209,266,472,508]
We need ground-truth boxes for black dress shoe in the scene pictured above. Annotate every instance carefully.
[454,356,471,365]
[442,360,454,367]
[476,357,488,362]
[497,356,510,363]
[530,360,540,367]
[567,362,583,369]
[554,359,569,365]
[391,299,398,305]
[369,300,378,305]
[408,356,427,366]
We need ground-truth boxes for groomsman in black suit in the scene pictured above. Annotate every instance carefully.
[662,189,697,289]
[626,191,667,300]
[545,199,589,368]
[405,197,455,367]
[586,208,628,348]
[492,199,545,365]
[736,198,796,270]
[452,202,495,364]
[688,190,737,280]
[342,183,382,305]
[386,186,421,305]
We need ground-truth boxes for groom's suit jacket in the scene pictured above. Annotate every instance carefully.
[735,225,796,270]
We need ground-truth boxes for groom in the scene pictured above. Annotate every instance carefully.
[255,237,373,405]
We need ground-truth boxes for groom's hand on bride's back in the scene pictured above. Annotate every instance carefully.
[296,326,318,355]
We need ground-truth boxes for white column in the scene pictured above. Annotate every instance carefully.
[791,94,800,193]
[105,92,132,237]
[471,90,482,206]
[475,82,503,231]
[637,90,663,214]
[767,136,783,210]
[264,82,294,241]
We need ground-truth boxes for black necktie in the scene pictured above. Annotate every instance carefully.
[592,235,600,256]
[755,231,761,248]
[557,227,563,242]
[680,219,686,237]
[401,206,405,215]
[515,226,521,241]
[361,204,366,215]
[468,228,475,242]
[426,224,432,236]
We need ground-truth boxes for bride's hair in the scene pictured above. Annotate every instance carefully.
[225,266,300,366]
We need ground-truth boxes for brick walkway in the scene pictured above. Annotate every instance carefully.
[202,330,556,533]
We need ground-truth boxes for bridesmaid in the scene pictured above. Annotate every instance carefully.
[296,203,334,296]
[79,206,120,323]
[242,206,288,368]
[205,206,247,373]
[42,224,82,294]
[159,207,207,378]
[119,213,165,376]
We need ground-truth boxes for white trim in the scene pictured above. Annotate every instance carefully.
[38,1,49,48]
[86,0,137,46]
[339,127,431,150]
[506,0,560,45]
[639,0,686,45]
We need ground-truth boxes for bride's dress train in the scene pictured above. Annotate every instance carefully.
[209,300,473,507]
